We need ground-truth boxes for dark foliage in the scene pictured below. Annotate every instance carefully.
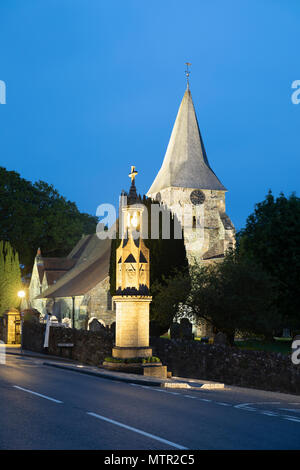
[237,190,300,330]
[0,167,98,273]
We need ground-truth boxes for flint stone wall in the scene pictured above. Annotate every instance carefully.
[150,337,300,395]
[22,322,300,395]
[23,321,113,365]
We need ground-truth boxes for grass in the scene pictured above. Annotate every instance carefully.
[234,338,292,355]
[160,333,292,354]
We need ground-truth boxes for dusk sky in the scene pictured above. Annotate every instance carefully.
[0,0,299,230]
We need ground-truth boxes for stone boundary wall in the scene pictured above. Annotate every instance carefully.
[23,321,113,365]
[150,337,300,395]
[22,321,300,395]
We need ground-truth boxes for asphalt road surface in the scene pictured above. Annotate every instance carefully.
[0,354,299,450]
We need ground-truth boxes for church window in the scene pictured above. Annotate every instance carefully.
[107,291,112,310]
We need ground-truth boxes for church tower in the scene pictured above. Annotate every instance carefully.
[147,82,235,263]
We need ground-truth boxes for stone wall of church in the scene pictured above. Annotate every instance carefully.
[29,262,47,316]
[149,187,235,262]
[84,276,116,327]
[52,297,78,323]
[29,276,115,330]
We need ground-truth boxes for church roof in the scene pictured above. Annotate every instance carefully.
[36,234,111,299]
[43,270,70,286]
[37,258,76,283]
[148,87,226,195]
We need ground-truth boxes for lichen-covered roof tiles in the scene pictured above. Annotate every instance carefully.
[36,235,111,299]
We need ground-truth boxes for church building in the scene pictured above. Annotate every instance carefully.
[147,84,235,262]
[28,82,235,331]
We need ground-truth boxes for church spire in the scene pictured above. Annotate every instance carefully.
[148,86,226,195]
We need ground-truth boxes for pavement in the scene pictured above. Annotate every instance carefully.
[3,345,225,389]
[1,350,300,449]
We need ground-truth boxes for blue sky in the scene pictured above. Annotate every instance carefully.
[0,0,299,230]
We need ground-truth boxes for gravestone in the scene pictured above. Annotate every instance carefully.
[89,318,105,332]
[50,315,59,325]
[170,322,180,339]
[179,318,193,340]
[214,331,228,347]
[62,317,71,328]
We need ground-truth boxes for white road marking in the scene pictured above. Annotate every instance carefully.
[234,403,257,411]
[283,417,300,423]
[252,402,281,405]
[13,385,63,404]
[87,412,188,450]
[282,414,300,419]
[128,385,300,425]
[260,411,278,417]
[279,408,300,413]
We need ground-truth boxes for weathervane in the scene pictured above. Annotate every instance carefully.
[185,62,192,88]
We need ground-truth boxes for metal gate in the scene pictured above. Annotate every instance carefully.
[15,319,21,344]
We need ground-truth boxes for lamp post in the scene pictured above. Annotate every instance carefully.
[17,290,26,353]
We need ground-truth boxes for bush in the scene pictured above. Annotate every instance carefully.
[104,357,123,363]
[142,356,161,364]
[104,356,161,364]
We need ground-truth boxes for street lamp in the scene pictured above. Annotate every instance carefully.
[17,290,25,299]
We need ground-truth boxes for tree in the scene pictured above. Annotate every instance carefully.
[0,241,22,315]
[186,252,281,344]
[237,191,300,330]
[152,251,281,344]
[0,242,5,313]
[0,167,98,273]
[151,270,191,335]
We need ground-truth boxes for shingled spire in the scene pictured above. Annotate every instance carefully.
[148,87,226,195]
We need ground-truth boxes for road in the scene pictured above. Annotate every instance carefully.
[0,354,299,450]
